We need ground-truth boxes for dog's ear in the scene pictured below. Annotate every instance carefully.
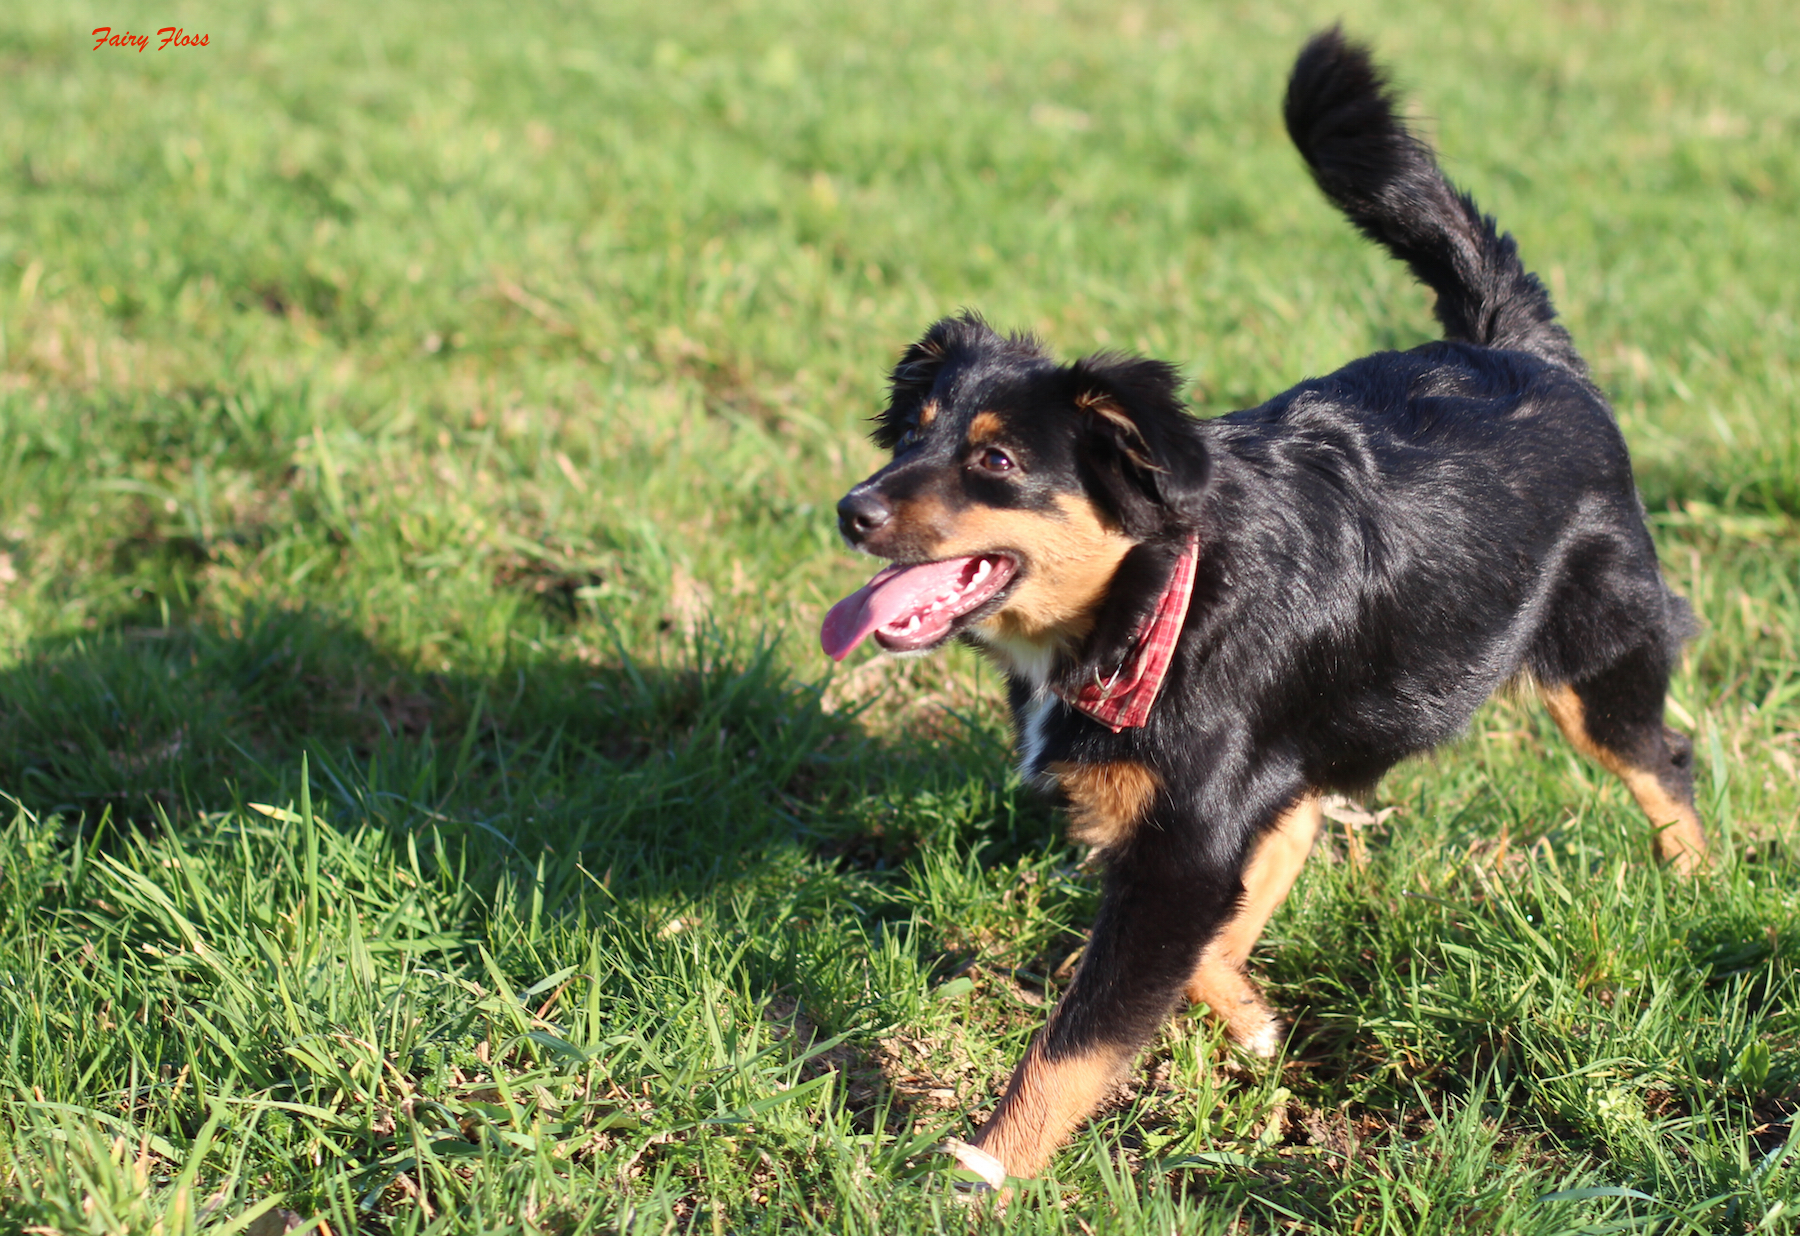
[873,312,1005,449]
[1071,353,1212,537]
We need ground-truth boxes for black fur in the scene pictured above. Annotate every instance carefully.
[831,29,1702,1177]
[1284,28,1588,374]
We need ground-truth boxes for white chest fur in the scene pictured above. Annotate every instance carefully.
[969,626,1063,786]
[1017,691,1058,785]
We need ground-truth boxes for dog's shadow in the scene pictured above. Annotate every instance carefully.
[0,602,1026,904]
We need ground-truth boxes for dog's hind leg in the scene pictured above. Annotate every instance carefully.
[1539,649,1707,873]
[1185,792,1321,1057]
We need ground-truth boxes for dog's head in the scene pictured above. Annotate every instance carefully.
[821,313,1211,662]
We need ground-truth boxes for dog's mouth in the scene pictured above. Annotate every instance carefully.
[820,554,1019,660]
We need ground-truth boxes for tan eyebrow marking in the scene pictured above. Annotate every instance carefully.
[967,410,1005,442]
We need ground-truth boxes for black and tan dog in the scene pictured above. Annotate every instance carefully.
[820,29,1707,1186]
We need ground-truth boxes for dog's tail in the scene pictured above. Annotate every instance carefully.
[1284,28,1587,376]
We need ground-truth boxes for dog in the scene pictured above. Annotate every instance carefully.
[819,28,1707,1186]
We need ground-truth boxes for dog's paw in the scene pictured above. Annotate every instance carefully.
[1239,1019,1286,1060]
[941,1139,1008,1190]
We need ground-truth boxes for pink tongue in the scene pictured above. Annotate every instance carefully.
[820,559,981,661]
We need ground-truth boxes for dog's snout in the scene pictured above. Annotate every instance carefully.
[837,490,892,543]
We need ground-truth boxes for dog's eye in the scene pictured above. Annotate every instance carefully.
[975,447,1015,473]
[896,426,921,451]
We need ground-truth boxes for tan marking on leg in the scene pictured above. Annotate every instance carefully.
[1539,683,1606,764]
[1622,768,1708,873]
[966,410,1005,442]
[1186,794,1322,1056]
[963,1039,1135,1181]
[1047,760,1160,849]
[1541,684,1708,874]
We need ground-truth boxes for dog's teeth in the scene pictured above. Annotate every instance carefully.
[973,560,992,583]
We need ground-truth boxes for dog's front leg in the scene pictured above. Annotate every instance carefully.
[951,829,1245,1184]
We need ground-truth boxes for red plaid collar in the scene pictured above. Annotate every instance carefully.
[1056,533,1200,732]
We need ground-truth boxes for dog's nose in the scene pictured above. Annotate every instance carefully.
[837,490,892,543]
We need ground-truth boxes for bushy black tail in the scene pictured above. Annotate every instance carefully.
[1284,28,1587,376]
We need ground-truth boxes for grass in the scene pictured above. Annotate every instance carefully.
[1,0,1797,1230]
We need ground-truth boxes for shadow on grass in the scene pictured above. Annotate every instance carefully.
[0,603,1023,895]
[5,609,1795,1227]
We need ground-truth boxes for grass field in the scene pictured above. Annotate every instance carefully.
[2,0,1798,1230]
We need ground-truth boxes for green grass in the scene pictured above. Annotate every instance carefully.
[2,0,1798,1230]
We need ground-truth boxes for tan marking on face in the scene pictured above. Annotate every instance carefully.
[917,400,939,429]
[966,410,1005,442]
[963,1039,1134,1181]
[930,494,1135,647]
[875,489,1135,676]
[1185,793,1321,1056]
[876,493,955,551]
[1048,760,1160,849]
[1540,684,1708,873]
